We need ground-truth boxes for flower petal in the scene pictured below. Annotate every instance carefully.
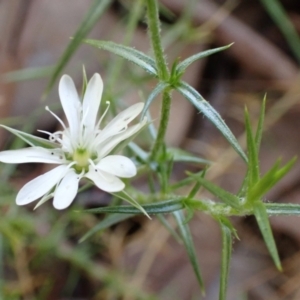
[97,117,147,157]
[85,168,125,192]
[97,155,136,178]
[59,75,81,137]
[99,102,144,141]
[16,165,68,206]
[0,147,64,164]
[53,169,80,210]
[82,73,103,129]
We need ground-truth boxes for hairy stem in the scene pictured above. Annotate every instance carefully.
[146,0,171,159]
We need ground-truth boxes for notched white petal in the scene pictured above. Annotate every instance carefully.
[0,147,64,164]
[99,103,144,140]
[53,169,80,210]
[59,75,81,137]
[97,117,147,157]
[97,155,136,178]
[85,168,125,192]
[82,73,103,129]
[16,165,68,206]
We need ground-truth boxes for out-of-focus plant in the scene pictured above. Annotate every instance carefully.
[1,0,300,299]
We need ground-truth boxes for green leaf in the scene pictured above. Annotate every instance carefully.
[2,66,55,82]
[188,169,207,199]
[266,203,300,215]
[177,81,247,162]
[0,125,58,149]
[176,44,233,75]
[83,39,158,76]
[218,218,233,300]
[79,213,133,243]
[255,95,266,150]
[141,82,169,120]
[173,210,205,293]
[157,214,182,243]
[191,176,240,209]
[253,201,281,270]
[45,0,111,94]
[111,191,150,219]
[169,147,211,165]
[248,157,296,202]
[260,0,300,63]
[128,142,149,162]
[85,199,185,215]
[245,108,259,186]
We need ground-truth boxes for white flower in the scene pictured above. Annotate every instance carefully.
[0,73,146,210]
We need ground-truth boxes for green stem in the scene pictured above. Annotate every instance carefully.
[146,0,171,159]
[149,90,171,160]
[146,0,169,80]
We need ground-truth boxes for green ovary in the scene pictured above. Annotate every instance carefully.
[73,148,90,172]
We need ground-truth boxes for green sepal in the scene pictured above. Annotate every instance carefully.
[84,199,185,215]
[177,81,247,162]
[0,125,58,149]
[253,201,281,270]
[79,213,133,243]
[173,210,205,293]
[45,0,111,94]
[83,39,158,76]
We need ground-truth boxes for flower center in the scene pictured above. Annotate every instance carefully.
[73,148,90,172]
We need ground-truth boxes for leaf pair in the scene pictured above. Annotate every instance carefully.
[83,39,247,163]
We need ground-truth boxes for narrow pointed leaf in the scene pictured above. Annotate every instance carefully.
[253,201,281,270]
[79,213,133,242]
[255,95,266,150]
[157,214,182,243]
[192,176,240,209]
[176,44,233,74]
[128,142,149,162]
[177,82,247,162]
[188,170,207,199]
[0,125,58,149]
[245,108,259,187]
[111,191,150,219]
[2,66,55,82]
[85,199,184,215]
[266,203,300,215]
[169,147,211,165]
[173,210,205,293]
[83,39,158,76]
[141,82,169,119]
[46,0,111,94]
[218,218,233,300]
[249,157,296,202]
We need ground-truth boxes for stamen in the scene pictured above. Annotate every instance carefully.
[45,106,67,131]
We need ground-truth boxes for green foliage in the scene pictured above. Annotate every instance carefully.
[2,1,300,299]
